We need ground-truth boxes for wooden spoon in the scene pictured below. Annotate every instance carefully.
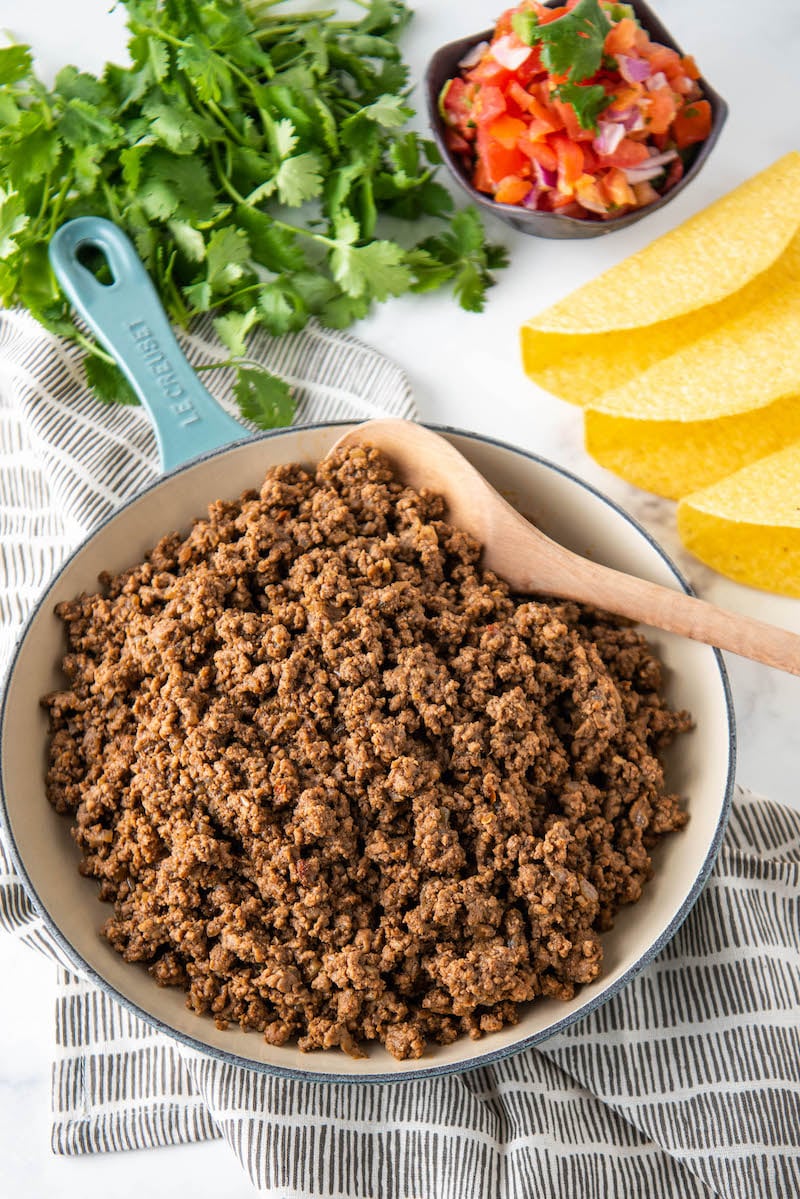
[329,419,800,676]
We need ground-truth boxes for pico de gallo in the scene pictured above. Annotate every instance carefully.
[439,0,712,219]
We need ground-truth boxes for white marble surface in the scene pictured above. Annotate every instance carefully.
[0,0,798,1194]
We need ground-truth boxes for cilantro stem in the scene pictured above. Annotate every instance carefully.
[34,170,53,229]
[47,174,74,239]
[130,22,188,51]
[205,99,247,145]
[72,330,116,366]
[209,142,249,206]
[102,179,121,223]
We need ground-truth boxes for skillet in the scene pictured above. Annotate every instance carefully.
[0,218,735,1081]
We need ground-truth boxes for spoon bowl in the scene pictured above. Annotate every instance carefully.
[331,420,800,676]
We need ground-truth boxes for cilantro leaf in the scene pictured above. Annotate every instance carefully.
[258,281,308,334]
[233,366,294,430]
[234,206,306,273]
[355,94,413,129]
[556,80,612,130]
[84,355,140,406]
[59,98,122,149]
[0,188,29,258]
[412,210,509,314]
[0,45,33,87]
[531,0,611,82]
[274,118,298,160]
[511,10,538,45]
[206,226,251,292]
[213,306,259,357]
[329,240,412,301]
[275,152,324,207]
[142,96,205,154]
[176,36,234,105]
[167,219,206,263]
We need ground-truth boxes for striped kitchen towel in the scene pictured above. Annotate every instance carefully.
[1,307,798,1197]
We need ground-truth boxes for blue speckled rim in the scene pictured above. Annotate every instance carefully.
[0,422,736,1085]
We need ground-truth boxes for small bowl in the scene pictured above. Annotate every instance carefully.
[0,423,735,1082]
[426,0,728,239]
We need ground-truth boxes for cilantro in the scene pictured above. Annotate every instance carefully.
[410,209,510,313]
[511,11,538,46]
[555,81,613,131]
[233,367,294,429]
[0,188,29,258]
[0,0,508,430]
[604,3,635,21]
[531,0,611,81]
[84,355,140,406]
[214,306,259,356]
[330,239,412,301]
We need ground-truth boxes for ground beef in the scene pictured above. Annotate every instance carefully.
[43,444,691,1060]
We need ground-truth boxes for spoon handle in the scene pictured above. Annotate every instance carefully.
[544,554,800,675]
[49,217,246,472]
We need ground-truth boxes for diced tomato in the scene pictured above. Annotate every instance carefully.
[605,18,638,55]
[608,84,644,113]
[440,78,474,130]
[672,98,712,148]
[514,47,545,87]
[643,86,678,135]
[574,174,608,214]
[551,190,582,209]
[494,174,531,204]
[645,44,683,78]
[444,129,472,155]
[681,55,701,81]
[466,58,512,90]
[487,115,528,149]
[552,133,584,194]
[632,180,660,206]
[473,85,506,126]
[494,9,514,36]
[664,156,684,189]
[553,99,596,142]
[477,128,529,187]
[527,94,562,130]
[601,167,636,209]
[507,80,534,114]
[521,136,558,172]
[599,137,650,168]
[472,156,493,193]
[535,3,568,24]
[517,119,553,150]
[671,74,697,96]
[580,143,599,173]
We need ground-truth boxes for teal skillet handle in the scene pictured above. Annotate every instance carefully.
[49,217,247,472]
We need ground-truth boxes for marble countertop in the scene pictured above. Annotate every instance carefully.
[1,0,798,1194]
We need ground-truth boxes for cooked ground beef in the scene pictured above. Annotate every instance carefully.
[43,444,690,1060]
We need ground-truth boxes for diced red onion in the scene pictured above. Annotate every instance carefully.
[622,164,667,183]
[646,71,668,91]
[643,149,679,168]
[610,106,646,132]
[458,41,489,69]
[534,161,558,189]
[618,54,650,84]
[522,185,542,209]
[592,121,626,156]
[491,34,533,71]
[622,148,678,183]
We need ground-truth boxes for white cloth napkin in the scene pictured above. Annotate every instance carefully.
[1,308,798,1197]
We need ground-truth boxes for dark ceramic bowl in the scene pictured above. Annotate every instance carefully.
[426,0,728,239]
